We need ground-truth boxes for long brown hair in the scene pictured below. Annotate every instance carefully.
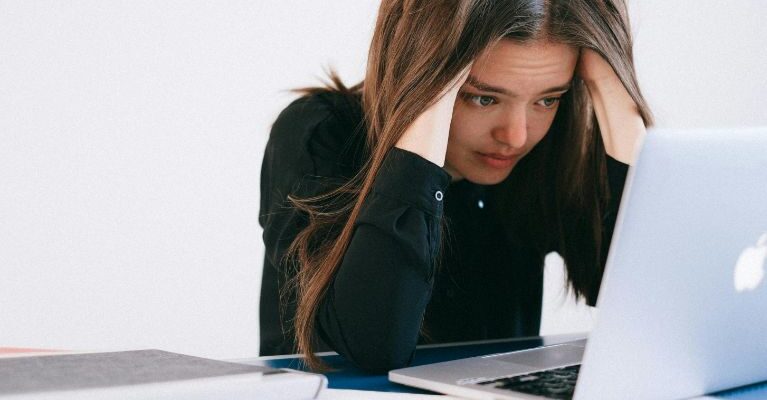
[286,0,653,370]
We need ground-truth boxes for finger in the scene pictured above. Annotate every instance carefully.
[451,63,473,90]
[441,63,473,98]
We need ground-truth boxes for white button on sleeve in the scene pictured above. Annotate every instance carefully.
[435,191,443,201]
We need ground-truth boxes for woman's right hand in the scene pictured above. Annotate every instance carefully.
[394,66,471,167]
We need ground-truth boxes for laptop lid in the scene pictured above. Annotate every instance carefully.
[575,127,767,399]
[389,128,767,400]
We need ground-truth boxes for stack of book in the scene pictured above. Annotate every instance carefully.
[0,349,325,399]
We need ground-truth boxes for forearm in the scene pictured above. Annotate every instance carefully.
[395,101,453,167]
[317,218,435,372]
[316,148,449,371]
[394,68,470,167]
[585,76,646,165]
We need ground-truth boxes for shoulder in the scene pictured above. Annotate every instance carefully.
[266,90,366,178]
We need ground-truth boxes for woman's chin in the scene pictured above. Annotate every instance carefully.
[461,166,515,185]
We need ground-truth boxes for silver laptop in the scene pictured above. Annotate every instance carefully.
[390,127,767,400]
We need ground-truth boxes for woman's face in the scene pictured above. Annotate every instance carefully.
[445,39,579,184]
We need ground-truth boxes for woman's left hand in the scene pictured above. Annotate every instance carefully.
[577,48,646,165]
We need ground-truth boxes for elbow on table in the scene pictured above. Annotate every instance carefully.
[343,342,415,373]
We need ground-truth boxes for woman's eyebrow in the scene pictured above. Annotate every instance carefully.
[466,75,572,96]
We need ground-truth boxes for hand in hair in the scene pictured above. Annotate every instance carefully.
[394,65,472,168]
[577,48,647,165]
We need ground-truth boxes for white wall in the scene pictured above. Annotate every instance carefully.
[1,1,765,358]
[631,0,767,129]
[0,0,378,359]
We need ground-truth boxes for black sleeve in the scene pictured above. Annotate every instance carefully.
[260,97,340,272]
[259,97,338,357]
[259,95,451,371]
[595,155,630,301]
[316,149,450,372]
[602,155,629,246]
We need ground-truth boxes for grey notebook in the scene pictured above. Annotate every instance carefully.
[0,349,325,399]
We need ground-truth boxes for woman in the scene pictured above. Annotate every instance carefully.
[260,0,652,372]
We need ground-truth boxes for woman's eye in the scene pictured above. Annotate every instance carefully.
[536,97,560,109]
[468,94,496,107]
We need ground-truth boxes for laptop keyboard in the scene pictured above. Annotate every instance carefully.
[476,364,580,399]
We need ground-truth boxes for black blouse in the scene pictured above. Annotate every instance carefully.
[259,90,628,372]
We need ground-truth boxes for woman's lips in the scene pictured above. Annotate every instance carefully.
[477,152,518,169]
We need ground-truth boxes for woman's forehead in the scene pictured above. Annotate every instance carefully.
[469,39,578,96]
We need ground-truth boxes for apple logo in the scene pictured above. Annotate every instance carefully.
[734,233,767,292]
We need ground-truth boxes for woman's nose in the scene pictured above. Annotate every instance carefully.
[492,109,527,149]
